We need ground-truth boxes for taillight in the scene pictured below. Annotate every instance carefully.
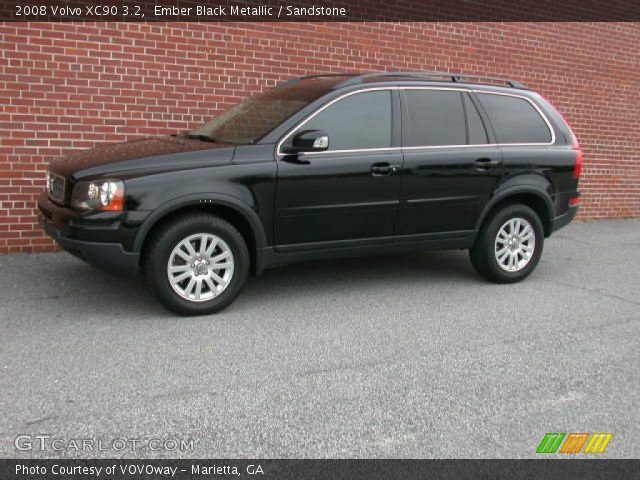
[541,95,583,180]
[573,147,583,179]
[569,130,582,179]
[569,196,580,207]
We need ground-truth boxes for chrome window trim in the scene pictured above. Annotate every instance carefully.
[276,86,556,157]
[299,147,401,156]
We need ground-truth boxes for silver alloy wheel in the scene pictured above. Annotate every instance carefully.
[167,233,234,302]
[494,217,536,272]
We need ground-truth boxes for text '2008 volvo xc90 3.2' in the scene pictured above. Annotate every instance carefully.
[39,71,582,315]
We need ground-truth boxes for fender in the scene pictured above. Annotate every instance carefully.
[475,177,554,233]
[131,193,267,253]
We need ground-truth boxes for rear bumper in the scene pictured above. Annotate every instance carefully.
[550,205,579,235]
[38,192,141,276]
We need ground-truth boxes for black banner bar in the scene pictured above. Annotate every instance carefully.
[1,459,640,480]
[2,0,640,22]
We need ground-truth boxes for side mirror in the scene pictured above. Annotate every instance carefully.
[284,130,329,154]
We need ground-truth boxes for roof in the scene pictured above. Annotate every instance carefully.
[278,71,528,91]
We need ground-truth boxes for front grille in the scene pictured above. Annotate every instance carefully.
[47,172,65,203]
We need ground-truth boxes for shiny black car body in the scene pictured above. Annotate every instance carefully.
[39,72,581,314]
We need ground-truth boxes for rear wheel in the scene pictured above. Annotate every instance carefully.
[470,203,544,283]
[146,214,249,315]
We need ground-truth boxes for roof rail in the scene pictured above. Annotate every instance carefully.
[336,71,528,89]
[277,73,359,88]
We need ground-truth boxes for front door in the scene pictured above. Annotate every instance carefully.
[274,89,403,250]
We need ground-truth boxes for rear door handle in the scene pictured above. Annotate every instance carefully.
[371,162,400,176]
[475,158,502,170]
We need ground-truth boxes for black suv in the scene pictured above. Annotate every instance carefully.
[39,72,582,315]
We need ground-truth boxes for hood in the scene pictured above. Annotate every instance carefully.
[49,136,235,180]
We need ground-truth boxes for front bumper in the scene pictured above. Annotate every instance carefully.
[42,222,140,276]
[38,192,141,276]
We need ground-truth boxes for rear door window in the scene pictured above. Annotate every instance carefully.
[476,93,552,144]
[403,90,467,147]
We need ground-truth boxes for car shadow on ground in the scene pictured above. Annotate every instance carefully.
[252,249,476,289]
[15,250,479,317]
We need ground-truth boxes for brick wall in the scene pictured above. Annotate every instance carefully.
[1,22,639,253]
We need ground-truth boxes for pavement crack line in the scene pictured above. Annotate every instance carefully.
[25,414,57,426]
[553,233,640,248]
[291,315,640,386]
[539,278,640,307]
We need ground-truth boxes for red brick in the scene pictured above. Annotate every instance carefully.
[0,21,639,254]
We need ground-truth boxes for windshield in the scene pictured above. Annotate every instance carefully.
[189,77,345,144]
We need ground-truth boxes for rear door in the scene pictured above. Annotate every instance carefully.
[274,88,403,250]
[396,88,503,236]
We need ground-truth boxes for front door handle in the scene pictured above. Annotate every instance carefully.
[281,154,310,165]
[371,162,400,176]
[475,158,502,170]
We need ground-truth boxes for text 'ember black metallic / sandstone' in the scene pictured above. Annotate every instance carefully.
[38,72,582,315]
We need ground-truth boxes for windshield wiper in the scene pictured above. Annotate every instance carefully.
[186,132,254,145]
[186,132,219,143]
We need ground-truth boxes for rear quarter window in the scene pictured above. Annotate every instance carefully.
[476,93,552,144]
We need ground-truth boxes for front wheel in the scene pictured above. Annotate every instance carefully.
[145,214,249,315]
[470,204,544,283]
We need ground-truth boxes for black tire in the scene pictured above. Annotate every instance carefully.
[470,203,544,283]
[145,214,249,315]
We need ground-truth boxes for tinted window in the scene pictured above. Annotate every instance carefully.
[191,77,342,144]
[477,93,551,144]
[464,93,488,144]
[403,90,466,147]
[295,90,392,150]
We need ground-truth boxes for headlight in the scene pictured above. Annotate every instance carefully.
[71,180,125,211]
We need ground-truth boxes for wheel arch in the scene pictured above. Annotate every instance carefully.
[134,194,267,274]
[476,186,554,237]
